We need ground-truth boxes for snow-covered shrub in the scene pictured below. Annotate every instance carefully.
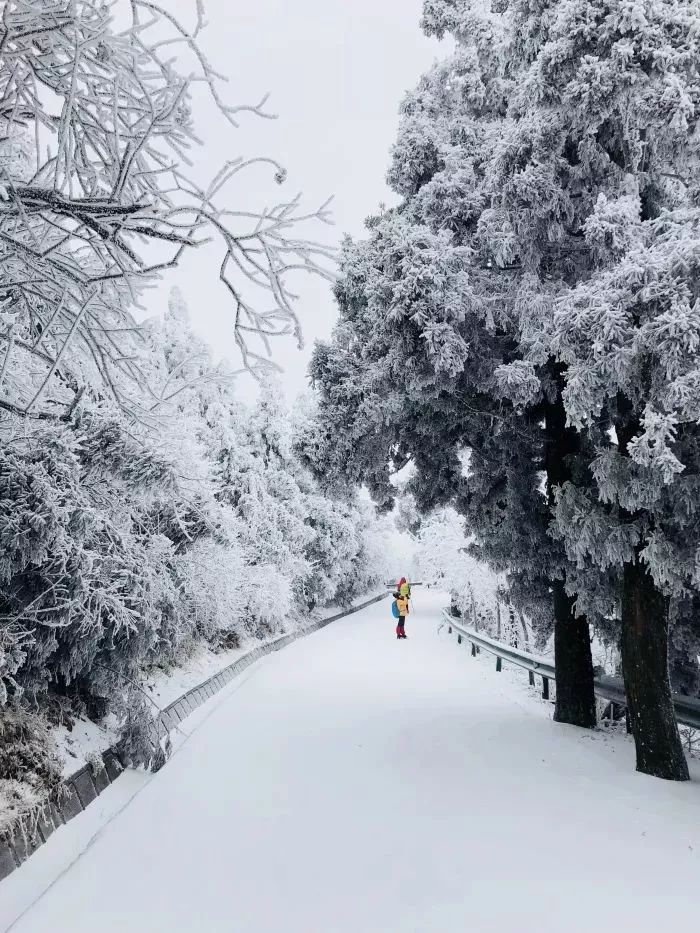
[174,537,248,649]
[0,710,61,788]
[336,500,394,604]
[0,411,188,716]
[414,507,507,636]
[301,496,360,609]
[240,565,293,639]
[0,710,62,833]
[115,693,164,772]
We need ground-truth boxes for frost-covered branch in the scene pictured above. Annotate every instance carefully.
[0,0,334,416]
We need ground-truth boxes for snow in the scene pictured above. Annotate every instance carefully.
[144,642,256,713]
[47,595,386,781]
[143,596,387,713]
[46,640,266,780]
[0,771,149,927]
[3,589,700,933]
[52,718,119,779]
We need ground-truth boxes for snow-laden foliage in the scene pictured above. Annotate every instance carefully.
[413,507,513,633]
[0,708,62,833]
[0,0,334,422]
[0,0,385,807]
[302,7,578,645]
[549,216,700,603]
[0,290,390,793]
[303,0,700,773]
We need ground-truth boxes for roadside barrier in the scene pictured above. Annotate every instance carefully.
[442,608,700,730]
[0,592,390,883]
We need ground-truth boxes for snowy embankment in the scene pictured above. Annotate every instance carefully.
[49,594,384,780]
[3,589,700,933]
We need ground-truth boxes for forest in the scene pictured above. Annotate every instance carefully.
[0,0,395,829]
[2,0,700,867]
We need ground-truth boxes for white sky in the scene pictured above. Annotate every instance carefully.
[160,0,444,399]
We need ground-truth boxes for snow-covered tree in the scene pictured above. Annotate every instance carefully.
[0,0,333,422]
[481,0,700,780]
[414,507,510,634]
[305,0,700,779]
[0,2,389,803]
[303,5,599,732]
[0,276,389,793]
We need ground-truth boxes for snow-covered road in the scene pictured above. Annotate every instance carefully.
[4,590,700,932]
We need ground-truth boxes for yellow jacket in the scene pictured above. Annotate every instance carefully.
[399,581,411,598]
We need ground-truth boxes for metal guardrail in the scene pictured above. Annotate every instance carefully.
[441,609,700,731]
[0,592,392,887]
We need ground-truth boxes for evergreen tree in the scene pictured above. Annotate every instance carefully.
[303,3,599,729]
[487,0,700,780]
[305,0,700,779]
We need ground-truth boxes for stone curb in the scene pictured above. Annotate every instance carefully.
[0,591,390,883]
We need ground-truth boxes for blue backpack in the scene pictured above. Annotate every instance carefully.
[391,599,400,619]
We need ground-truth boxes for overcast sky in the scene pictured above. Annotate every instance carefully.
[161,0,444,399]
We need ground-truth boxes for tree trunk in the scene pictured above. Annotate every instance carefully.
[517,609,530,648]
[552,581,596,727]
[544,365,597,728]
[621,557,689,781]
[615,396,689,781]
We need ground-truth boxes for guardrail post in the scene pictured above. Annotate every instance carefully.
[542,676,550,700]
[471,643,477,657]
[448,625,452,634]
[457,633,462,645]
[496,656,502,672]
[528,671,535,687]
